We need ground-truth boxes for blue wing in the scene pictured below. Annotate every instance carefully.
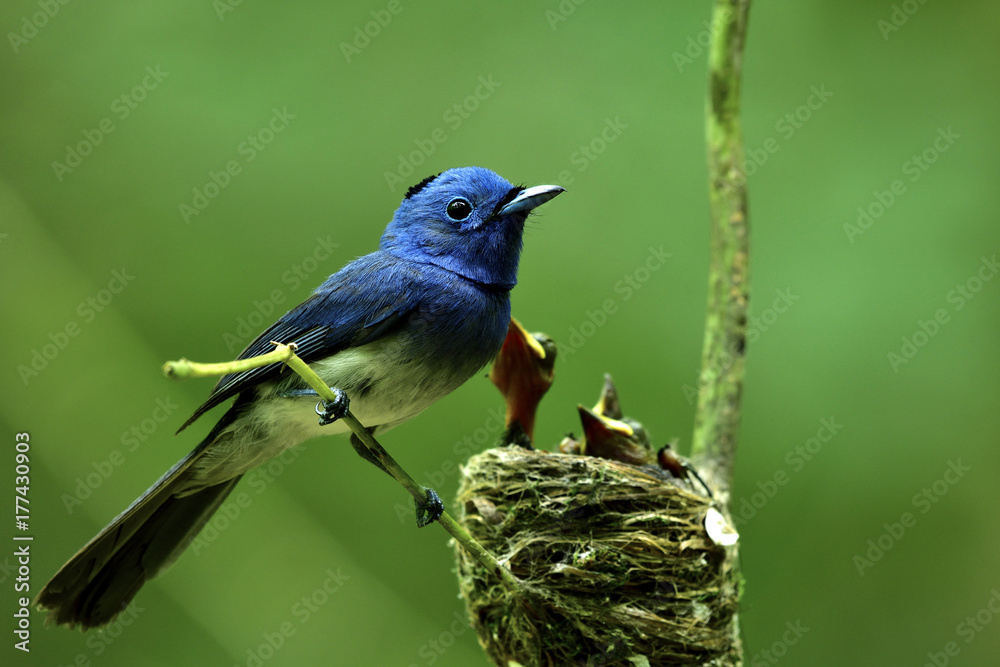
[176,252,424,432]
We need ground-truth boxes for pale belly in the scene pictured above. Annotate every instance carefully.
[263,343,470,440]
[181,334,480,490]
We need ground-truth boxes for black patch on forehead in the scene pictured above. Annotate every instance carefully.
[404,173,441,200]
[490,185,526,218]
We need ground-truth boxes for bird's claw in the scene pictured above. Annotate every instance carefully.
[415,487,444,527]
[682,463,714,498]
[315,388,350,426]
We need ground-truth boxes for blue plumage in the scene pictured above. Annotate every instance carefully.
[36,166,563,629]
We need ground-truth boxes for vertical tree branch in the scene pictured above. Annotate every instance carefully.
[690,0,752,495]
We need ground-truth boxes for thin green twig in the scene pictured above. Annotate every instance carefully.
[163,343,521,591]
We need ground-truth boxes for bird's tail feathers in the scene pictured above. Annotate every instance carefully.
[36,417,242,629]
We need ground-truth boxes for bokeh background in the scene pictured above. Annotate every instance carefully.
[2,1,999,665]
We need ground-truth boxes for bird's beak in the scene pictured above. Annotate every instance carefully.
[578,406,635,438]
[497,184,565,217]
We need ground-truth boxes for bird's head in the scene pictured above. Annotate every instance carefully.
[380,167,564,289]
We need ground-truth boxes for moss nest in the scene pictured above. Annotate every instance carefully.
[454,446,741,667]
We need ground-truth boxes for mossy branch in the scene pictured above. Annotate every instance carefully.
[163,343,521,592]
[691,0,752,495]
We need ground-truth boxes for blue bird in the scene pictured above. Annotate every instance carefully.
[36,167,564,629]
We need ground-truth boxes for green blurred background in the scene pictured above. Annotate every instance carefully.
[2,1,999,665]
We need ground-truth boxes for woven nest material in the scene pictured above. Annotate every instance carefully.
[455,446,742,667]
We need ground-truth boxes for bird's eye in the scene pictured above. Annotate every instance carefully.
[446,198,473,221]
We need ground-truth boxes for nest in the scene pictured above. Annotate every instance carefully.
[454,446,742,667]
